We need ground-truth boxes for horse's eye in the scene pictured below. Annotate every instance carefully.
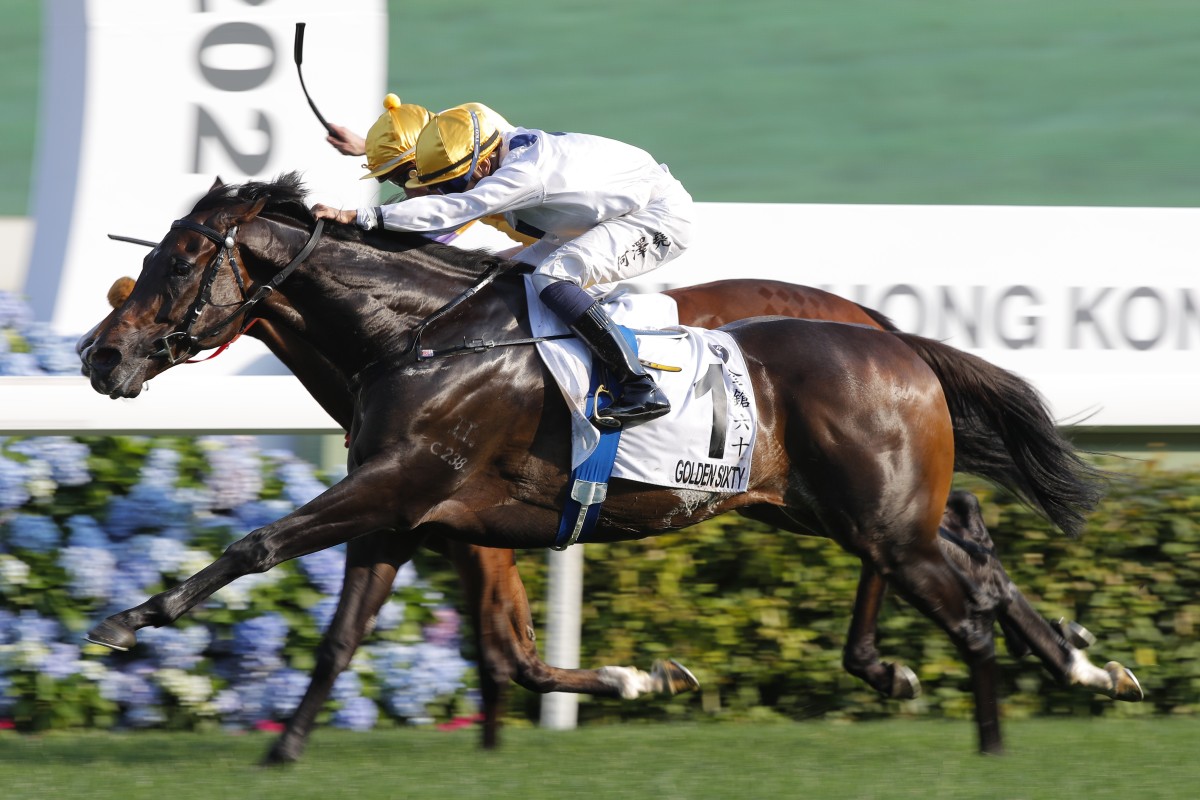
[172,258,192,276]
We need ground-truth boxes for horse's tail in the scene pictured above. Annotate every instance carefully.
[893,332,1107,537]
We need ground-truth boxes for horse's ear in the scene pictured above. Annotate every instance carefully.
[233,196,269,225]
[210,176,225,191]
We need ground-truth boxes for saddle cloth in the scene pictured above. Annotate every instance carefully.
[524,278,757,493]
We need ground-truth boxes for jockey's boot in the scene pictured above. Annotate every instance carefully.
[570,302,670,430]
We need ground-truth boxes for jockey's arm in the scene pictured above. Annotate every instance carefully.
[360,162,544,234]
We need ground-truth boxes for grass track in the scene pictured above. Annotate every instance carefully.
[2,718,1198,800]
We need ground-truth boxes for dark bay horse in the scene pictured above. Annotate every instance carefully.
[80,175,1140,756]
[84,268,1139,762]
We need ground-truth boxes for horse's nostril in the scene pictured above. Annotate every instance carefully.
[87,346,123,372]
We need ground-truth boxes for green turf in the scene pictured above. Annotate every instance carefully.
[1,718,1196,800]
[2,1,1200,215]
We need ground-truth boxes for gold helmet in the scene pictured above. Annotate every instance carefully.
[405,106,503,190]
[361,93,433,180]
[455,102,514,134]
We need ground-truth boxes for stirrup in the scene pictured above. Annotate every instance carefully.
[592,384,670,430]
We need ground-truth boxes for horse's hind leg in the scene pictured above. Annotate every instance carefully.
[265,530,410,765]
[443,539,513,750]
[939,491,1142,702]
[463,542,698,701]
[999,592,1143,701]
[883,540,1004,755]
[843,565,920,699]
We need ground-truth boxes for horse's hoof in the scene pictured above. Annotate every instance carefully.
[1058,618,1096,650]
[261,744,299,768]
[890,663,921,699]
[652,659,700,695]
[84,619,137,651]
[1105,661,1144,702]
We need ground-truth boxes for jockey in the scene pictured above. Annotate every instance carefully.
[326,95,534,247]
[313,107,694,430]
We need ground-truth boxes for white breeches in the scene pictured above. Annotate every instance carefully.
[521,182,694,297]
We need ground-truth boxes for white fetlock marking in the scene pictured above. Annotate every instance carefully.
[597,666,655,700]
[1068,648,1113,693]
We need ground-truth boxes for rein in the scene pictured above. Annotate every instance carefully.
[403,259,574,361]
[153,217,325,364]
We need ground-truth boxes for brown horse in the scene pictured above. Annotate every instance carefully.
[81,175,1139,756]
[83,269,1138,762]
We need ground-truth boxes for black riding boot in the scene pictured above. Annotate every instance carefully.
[570,302,670,429]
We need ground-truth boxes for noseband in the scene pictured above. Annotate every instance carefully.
[152,216,325,363]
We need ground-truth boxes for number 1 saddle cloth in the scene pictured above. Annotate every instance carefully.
[524,277,757,493]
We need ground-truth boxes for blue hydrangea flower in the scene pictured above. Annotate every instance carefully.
[331,670,362,702]
[4,513,62,554]
[37,641,85,680]
[10,609,63,646]
[332,695,378,731]
[307,596,340,634]
[276,459,328,507]
[200,436,264,511]
[264,668,311,718]
[106,446,208,541]
[118,535,188,589]
[140,625,212,671]
[298,546,345,596]
[232,499,294,531]
[374,599,405,632]
[59,545,117,600]
[66,515,111,549]
[232,613,290,675]
[0,454,31,510]
[8,437,91,487]
[0,673,14,715]
[366,639,472,722]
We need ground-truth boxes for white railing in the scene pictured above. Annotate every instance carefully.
[0,375,337,436]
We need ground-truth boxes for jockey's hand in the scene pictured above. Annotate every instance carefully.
[326,124,366,156]
[312,204,358,225]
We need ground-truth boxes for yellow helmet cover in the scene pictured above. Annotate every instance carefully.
[406,106,502,189]
[361,93,433,180]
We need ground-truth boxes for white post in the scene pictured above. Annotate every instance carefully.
[539,544,584,730]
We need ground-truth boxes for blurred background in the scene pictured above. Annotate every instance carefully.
[0,2,1198,795]
[5,0,1200,216]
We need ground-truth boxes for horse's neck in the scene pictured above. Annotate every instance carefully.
[251,224,526,380]
[248,319,354,430]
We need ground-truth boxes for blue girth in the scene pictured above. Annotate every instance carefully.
[552,326,635,549]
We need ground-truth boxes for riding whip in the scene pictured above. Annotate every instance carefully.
[293,22,335,135]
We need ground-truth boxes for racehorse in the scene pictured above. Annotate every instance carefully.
[80,174,1140,756]
[83,267,1139,761]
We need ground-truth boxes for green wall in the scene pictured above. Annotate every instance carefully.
[3,1,1200,214]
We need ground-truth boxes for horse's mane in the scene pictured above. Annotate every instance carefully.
[192,171,516,280]
[192,171,311,223]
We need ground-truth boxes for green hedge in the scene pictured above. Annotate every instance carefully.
[470,462,1199,724]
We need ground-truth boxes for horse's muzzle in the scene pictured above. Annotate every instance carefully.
[84,345,148,398]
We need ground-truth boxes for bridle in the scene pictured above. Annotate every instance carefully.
[151,216,325,364]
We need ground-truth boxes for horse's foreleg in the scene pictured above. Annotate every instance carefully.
[264,531,412,765]
[87,461,408,650]
[842,564,921,699]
